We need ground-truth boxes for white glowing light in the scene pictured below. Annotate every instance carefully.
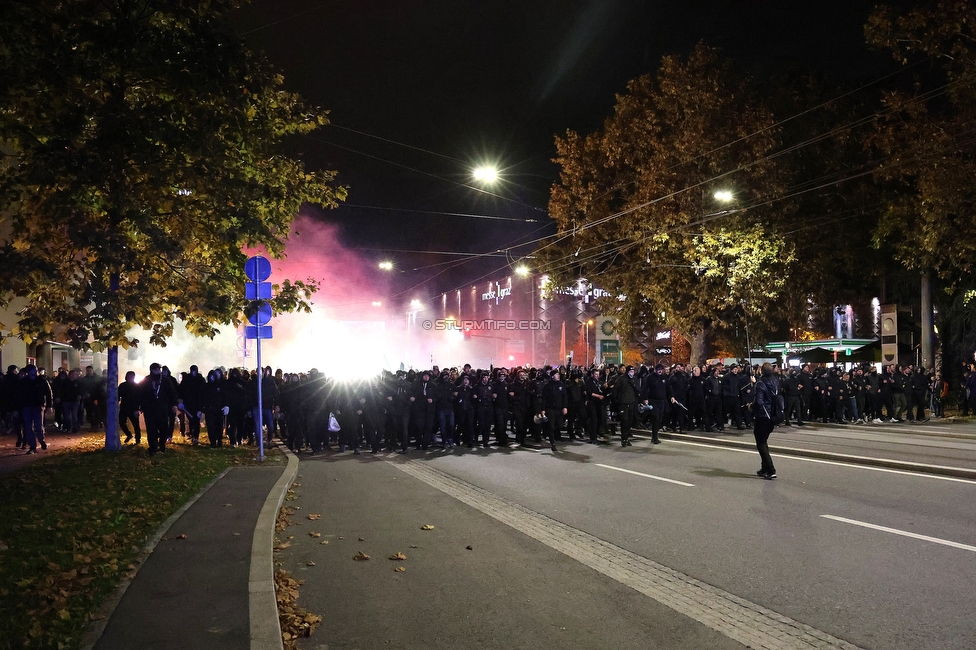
[714,190,733,202]
[472,166,499,183]
[515,265,530,276]
[378,261,393,271]
[372,301,382,307]
[410,299,422,309]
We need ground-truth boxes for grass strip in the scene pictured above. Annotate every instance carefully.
[0,435,281,650]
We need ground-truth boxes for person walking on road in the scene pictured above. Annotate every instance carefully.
[18,365,52,455]
[139,363,182,456]
[753,363,782,479]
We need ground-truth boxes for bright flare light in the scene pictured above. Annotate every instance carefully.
[378,261,394,271]
[472,166,499,183]
[515,264,530,276]
[372,301,382,307]
[713,190,734,202]
[410,299,422,309]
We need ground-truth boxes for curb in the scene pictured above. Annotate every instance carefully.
[81,466,235,650]
[645,429,976,480]
[249,442,299,650]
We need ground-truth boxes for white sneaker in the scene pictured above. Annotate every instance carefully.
[873,418,882,424]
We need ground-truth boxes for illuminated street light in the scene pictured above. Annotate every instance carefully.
[472,166,499,183]
[515,264,530,277]
[410,299,422,309]
[378,261,393,271]
[372,301,382,307]
[713,190,733,202]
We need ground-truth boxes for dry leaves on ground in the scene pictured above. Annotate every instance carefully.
[307,514,321,520]
[308,532,321,538]
[389,552,407,561]
[353,552,370,561]
[421,524,435,530]
[395,566,406,573]
[275,570,322,650]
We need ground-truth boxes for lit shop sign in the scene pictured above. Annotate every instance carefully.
[482,282,513,304]
[551,286,612,299]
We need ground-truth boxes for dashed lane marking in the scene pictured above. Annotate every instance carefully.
[665,438,976,485]
[821,515,976,553]
[595,463,695,487]
[393,458,861,650]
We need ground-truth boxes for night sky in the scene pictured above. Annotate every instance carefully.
[229,0,903,302]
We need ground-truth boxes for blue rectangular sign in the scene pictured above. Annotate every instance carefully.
[245,282,272,300]
[245,326,273,340]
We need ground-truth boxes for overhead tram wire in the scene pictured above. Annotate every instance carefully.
[326,123,465,164]
[239,0,341,36]
[528,66,976,269]
[342,204,540,223]
[539,125,976,279]
[305,135,548,214]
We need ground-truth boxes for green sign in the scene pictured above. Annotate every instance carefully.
[600,339,622,365]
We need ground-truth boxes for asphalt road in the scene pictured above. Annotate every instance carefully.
[275,422,976,649]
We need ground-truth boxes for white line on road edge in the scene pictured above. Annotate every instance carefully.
[394,458,861,650]
[666,439,976,485]
[595,463,695,487]
[820,515,976,553]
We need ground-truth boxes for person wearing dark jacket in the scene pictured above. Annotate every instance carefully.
[179,365,207,445]
[410,371,437,450]
[541,369,568,451]
[686,365,707,430]
[201,370,230,447]
[721,365,744,429]
[139,363,182,456]
[472,373,494,447]
[436,372,458,448]
[18,365,53,454]
[752,363,781,479]
[642,364,671,444]
[584,368,607,443]
[509,370,529,445]
[668,365,689,432]
[117,371,141,443]
[704,366,723,432]
[455,375,476,448]
[491,370,511,446]
[612,365,640,446]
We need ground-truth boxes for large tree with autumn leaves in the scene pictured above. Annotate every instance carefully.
[0,0,345,446]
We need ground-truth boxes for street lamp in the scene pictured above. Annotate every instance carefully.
[585,319,593,367]
[378,261,393,271]
[515,264,530,277]
[713,190,733,202]
[472,166,499,183]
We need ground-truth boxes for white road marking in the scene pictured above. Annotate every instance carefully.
[821,515,976,553]
[666,438,976,485]
[394,459,861,650]
[595,463,695,487]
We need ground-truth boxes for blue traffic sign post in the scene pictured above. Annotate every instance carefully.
[244,255,273,462]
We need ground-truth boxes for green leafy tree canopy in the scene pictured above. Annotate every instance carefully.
[0,0,346,350]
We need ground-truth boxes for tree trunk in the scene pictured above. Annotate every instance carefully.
[687,321,713,365]
[104,272,121,451]
[105,345,121,451]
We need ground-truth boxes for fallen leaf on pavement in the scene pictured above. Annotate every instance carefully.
[306,561,315,567]
[389,552,407,561]
[338,536,345,540]
[175,534,187,540]
[421,525,434,531]
[224,503,232,507]
[307,514,321,520]
[353,551,370,561]
[466,545,473,550]
[320,540,329,545]
[232,533,241,536]
[274,541,291,551]
[309,532,321,538]
[409,544,419,548]
[358,537,365,541]
[395,566,405,573]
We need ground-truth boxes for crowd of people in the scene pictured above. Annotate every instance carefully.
[0,358,963,467]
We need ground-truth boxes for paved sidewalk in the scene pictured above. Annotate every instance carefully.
[87,456,294,650]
